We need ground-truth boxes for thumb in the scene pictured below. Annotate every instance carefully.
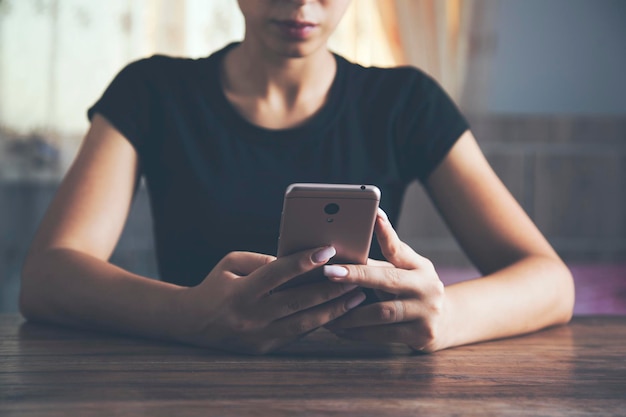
[218,251,276,276]
[374,208,422,270]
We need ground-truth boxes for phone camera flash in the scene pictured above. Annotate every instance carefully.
[327,218,334,223]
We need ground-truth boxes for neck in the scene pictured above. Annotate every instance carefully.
[220,42,337,129]
[225,41,335,99]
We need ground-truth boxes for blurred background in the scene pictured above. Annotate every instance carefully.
[1,0,625,313]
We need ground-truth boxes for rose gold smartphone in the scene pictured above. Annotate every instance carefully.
[276,183,381,290]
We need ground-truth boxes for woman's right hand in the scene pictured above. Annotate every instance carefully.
[175,246,366,354]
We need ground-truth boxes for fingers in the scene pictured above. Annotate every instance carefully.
[219,251,276,276]
[326,298,429,329]
[270,289,367,337]
[366,258,393,267]
[260,281,360,321]
[324,296,442,350]
[246,246,337,297]
[329,322,437,351]
[323,263,441,296]
[374,208,425,270]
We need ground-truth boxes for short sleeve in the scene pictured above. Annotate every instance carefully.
[87,58,155,153]
[395,71,470,183]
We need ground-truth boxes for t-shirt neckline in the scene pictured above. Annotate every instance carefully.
[205,42,347,143]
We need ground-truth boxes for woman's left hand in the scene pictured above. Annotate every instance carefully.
[323,209,449,352]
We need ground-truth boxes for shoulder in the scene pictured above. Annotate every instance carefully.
[337,55,437,91]
[117,54,207,83]
[336,55,444,107]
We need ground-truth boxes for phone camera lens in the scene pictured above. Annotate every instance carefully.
[360,185,366,190]
[324,203,340,215]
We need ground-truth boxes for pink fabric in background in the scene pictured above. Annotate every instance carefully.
[437,263,626,316]
[568,264,626,315]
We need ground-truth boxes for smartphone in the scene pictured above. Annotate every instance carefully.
[276,183,381,290]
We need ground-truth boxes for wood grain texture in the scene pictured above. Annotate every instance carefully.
[1,314,625,416]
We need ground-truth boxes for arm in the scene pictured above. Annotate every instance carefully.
[324,131,574,351]
[20,114,187,340]
[20,115,364,353]
[424,130,574,347]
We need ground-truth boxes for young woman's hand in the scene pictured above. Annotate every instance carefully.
[175,246,366,355]
[323,210,448,353]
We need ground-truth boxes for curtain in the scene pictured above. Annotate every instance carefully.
[376,0,476,104]
[0,0,244,179]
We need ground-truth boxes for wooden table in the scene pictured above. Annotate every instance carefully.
[1,314,625,416]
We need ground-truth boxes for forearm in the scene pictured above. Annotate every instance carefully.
[20,247,187,342]
[441,255,574,349]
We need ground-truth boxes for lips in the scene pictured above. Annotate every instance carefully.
[273,19,318,40]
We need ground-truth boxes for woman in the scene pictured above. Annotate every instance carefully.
[19,0,574,354]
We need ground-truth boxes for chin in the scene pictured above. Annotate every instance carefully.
[273,41,326,59]
[278,49,309,59]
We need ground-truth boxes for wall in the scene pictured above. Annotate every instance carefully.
[398,115,626,267]
[487,0,626,114]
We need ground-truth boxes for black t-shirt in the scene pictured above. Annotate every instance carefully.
[88,43,469,287]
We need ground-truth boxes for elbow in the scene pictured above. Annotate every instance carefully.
[19,254,47,322]
[18,286,36,322]
[549,257,575,325]
[19,260,37,321]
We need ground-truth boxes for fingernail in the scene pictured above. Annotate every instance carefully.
[345,292,366,310]
[312,246,336,263]
[377,207,388,222]
[323,265,348,278]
